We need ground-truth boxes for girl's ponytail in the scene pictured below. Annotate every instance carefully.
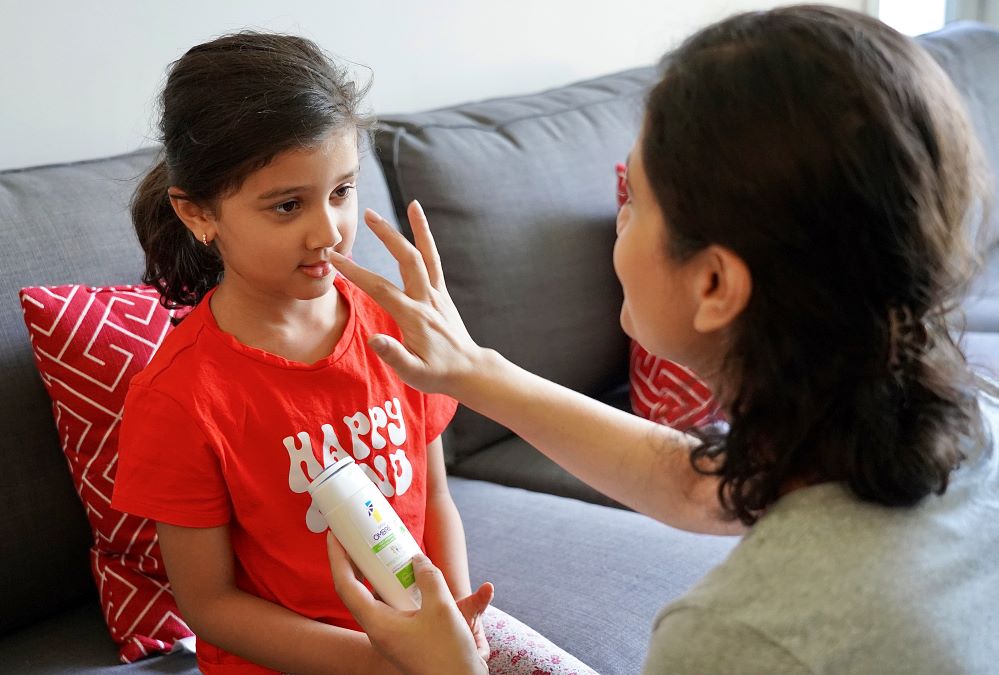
[131,158,222,316]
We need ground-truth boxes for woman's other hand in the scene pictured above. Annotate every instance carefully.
[327,532,492,675]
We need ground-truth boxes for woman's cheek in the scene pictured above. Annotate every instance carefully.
[615,204,629,235]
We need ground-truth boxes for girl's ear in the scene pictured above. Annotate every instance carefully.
[692,245,752,334]
[167,188,216,242]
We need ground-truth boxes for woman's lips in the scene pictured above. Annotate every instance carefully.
[299,262,333,278]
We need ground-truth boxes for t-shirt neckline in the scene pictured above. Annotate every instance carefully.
[198,273,358,370]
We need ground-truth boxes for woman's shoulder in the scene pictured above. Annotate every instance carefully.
[646,605,809,674]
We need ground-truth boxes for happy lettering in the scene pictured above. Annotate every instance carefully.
[282,397,414,533]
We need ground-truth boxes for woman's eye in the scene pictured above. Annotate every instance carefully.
[274,200,300,215]
[333,184,355,200]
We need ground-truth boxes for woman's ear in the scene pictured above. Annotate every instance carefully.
[692,245,752,334]
[168,188,215,242]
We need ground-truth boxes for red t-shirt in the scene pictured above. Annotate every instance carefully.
[112,274,457,673]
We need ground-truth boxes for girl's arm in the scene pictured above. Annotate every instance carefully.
[332,204,744,536]
[421,435,472,599]
[157,522,403,675]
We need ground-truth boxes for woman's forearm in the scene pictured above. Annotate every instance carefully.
[455,350,741,535]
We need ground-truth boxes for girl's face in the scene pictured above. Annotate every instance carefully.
[613,141,703,368]
[210,128,359,304]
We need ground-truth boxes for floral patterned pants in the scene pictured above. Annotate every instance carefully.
[482,606,598,675]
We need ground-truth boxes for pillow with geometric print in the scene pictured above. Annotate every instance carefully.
[19,284,192,663]
[615,162,724,430]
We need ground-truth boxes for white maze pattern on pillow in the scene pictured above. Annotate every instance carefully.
[20,284,192,662]
[629,342,720,430]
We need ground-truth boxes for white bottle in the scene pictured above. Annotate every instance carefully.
[308,456,423,610]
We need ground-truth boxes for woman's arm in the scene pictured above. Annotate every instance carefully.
[332,203,743,536]
[421,435,472,598]
[156,522,402,675]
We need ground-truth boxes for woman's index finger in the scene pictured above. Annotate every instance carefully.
[329,252,415,319]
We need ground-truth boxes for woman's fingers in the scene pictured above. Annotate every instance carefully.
[367,333,428,382]
[363,208,432,295]
[405,201,445,290]
[327,532,389,625]
[329,251,417,312]
[409,554,455,608]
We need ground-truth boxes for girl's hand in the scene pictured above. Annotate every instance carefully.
[456,591,492,662]
[328,533,492,675]
[330,201,487,398]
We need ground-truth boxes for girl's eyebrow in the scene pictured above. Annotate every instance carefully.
[257,185,309,200]
[256,166,361,200]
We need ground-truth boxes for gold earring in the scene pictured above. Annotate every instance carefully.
[202,233,208,246]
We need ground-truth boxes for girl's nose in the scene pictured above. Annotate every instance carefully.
[307,207,344,250]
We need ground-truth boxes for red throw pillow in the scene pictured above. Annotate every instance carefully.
[19,284,192,663]
[615,162,723,430]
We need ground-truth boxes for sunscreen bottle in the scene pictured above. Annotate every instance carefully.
[308,457,422,610]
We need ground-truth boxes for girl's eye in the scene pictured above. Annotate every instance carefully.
[333,184,355,200]
[274,200,300,215]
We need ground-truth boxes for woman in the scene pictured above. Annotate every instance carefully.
[327,6,999,674]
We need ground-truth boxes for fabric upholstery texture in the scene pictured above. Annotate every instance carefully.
[1,21,998,673]
[0,477,739,675]
[374,67,659,463]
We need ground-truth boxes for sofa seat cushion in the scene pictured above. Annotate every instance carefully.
[451,477,738,675]
[0,602,196,675]
[0,478,736,675]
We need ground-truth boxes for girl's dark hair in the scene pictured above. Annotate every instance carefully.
[643,5,993,524]
[132,32,372,313]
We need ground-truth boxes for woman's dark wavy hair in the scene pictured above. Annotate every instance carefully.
[132,32,372,316]
[643,5,994,525]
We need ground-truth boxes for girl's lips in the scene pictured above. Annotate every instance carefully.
[299,262,333,279]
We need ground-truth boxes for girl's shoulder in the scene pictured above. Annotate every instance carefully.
[131,299,215,391]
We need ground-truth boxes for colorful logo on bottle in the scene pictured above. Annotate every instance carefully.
[365,499,383,523]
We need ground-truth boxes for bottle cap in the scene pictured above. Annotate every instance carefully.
[307,457,374,517]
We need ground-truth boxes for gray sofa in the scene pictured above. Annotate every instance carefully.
[1,22,996,674]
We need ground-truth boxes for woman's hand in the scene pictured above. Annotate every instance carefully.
[330,201,487,397]
[328,533,493,675]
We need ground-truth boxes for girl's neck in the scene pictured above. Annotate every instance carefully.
[209,279,348,364]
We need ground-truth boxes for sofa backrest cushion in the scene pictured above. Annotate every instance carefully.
[918,23,999,251]
[0,144,400,634]
[375,67,658,462]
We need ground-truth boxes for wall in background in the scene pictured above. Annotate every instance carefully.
[0,0,865,171]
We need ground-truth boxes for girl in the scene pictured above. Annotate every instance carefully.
[326,6,999,674]
[111,32,594,675]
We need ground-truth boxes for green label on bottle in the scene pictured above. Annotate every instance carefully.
[395,562,416,588]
